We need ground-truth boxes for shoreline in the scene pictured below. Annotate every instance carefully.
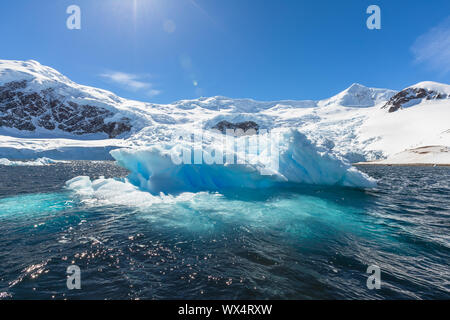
[354,162,450,167]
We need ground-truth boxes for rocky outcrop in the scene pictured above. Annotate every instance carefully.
[382,87,448,113]
[212,120,260,135]
[0,80,131,138]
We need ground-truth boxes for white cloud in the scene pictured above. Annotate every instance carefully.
[100,71,161,96]
[411,16,450,74]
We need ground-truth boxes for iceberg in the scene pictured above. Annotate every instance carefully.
[107,129,376,195]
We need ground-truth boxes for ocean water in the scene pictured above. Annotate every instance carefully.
[0,162,449,300]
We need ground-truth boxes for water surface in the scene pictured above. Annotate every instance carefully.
[0,162,449,299]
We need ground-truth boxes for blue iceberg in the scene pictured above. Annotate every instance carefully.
[108,129,376,194]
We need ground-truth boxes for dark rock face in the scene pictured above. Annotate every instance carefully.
[212,120,260,135]
[382,87,448,113]
[0,80,131,138]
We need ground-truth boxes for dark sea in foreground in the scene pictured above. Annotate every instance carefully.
[0,162,448,300]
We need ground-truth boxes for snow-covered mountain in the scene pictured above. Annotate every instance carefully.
[382,81,450,112]
[0,59,449,164]
[0,60,147,138]
[321,83,397,107]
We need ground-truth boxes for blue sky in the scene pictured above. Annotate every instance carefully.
[1,0,449,103]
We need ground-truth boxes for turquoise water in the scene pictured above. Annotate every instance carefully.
[0,162,449,299]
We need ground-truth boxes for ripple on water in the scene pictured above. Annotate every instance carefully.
[0,163,449,299]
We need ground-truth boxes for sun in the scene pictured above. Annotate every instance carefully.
[104,0,162,31]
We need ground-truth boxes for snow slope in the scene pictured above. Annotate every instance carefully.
[355,146,450,166]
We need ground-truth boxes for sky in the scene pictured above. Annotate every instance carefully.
[1,0,449,104]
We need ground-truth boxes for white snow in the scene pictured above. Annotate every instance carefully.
[1,59,449,168]
[408,81,450,95]
[358,100,450,156]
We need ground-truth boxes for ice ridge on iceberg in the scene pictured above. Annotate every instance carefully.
[108,129,376,194]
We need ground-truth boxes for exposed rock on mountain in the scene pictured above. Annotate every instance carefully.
[0,60,136,138]
[383,82,450,113]
[0,80,131,137]
[212,120,260,134]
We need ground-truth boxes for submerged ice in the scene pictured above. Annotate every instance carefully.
[65,175,202,207]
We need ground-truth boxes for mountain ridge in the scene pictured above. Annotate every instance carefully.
[382,81,450,113]
[0,59,449,163]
